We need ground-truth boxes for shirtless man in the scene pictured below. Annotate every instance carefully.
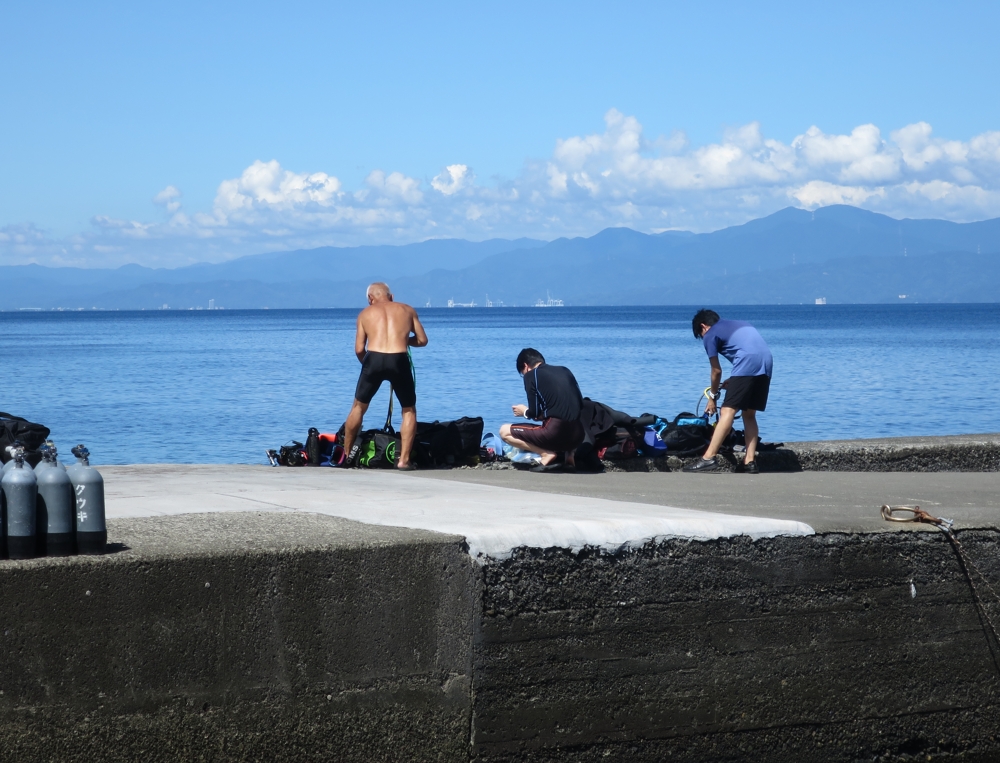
[341,282,428,470]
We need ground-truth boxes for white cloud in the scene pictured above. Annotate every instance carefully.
[431,164,470,195]
[7,111,1000,267]
[365,169,422,205]
[215,160,342,217]
[791,181,885,208]
[153,185,182,212]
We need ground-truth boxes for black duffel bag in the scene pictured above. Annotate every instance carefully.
[354,430,401,468]
[414,417,483,467]
[335,415,484,469]
[660,412,714,457]
[0,412,50,466]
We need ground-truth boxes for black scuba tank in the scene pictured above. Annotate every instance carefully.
[66,445,106,555]
[306,427,321,466]
[2,448,38,559]
[36,446,75,556]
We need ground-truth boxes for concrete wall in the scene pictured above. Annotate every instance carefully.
[595,434,1000,472]
[471,531,1000,762]
[0,512,475,763]
[3,511,1000,762]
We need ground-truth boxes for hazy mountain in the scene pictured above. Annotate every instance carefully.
[157,237,546,284]
[0,237,545,309]
[380,206,1000,306]
[3,205,1000,309]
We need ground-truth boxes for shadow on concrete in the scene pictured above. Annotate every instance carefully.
[758,448,804,472]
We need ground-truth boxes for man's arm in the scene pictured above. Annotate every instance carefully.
[523,370,538,419]
[705,356,723,415]
[354,312,368,362]
[511,370,538,420]
[408,310,428,347]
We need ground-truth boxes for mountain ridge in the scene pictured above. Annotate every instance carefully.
[3,205,1000,309]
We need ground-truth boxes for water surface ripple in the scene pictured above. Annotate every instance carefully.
[0,305,994,464]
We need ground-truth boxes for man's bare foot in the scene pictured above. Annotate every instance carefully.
[396,462,416,471]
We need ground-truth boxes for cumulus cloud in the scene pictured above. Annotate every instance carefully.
[431,164,471,195]
[790,181,886,208]
[7,110,1000,267]
[153,185,182,212]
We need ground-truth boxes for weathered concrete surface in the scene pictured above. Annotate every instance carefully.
[5,459,1000,761]
[99,465,813,557]
[0,512,475,763]
[414,468,1000,534]
[567,433,1000,473]
[765,433,1000,472]
[472,531,1000,762]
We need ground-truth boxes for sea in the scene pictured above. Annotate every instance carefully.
[1,304,997,465]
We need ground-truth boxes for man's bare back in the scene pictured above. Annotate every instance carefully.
[355,300,427,358]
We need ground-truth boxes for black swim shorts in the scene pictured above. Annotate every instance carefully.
[355,351,416,408]
[509,417,585,454]
[722,374,770,411]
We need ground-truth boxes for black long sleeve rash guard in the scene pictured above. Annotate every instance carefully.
[522,364,583,421]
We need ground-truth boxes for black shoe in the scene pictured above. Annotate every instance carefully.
[683,457,722,473]
[530,461,564,473]
[743,461,759,475]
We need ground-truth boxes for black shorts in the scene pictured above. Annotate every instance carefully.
[722,374,770,412]
[355,351,416,408]
[510,417,585,453]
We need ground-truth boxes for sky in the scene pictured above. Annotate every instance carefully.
[3,0,1000,268]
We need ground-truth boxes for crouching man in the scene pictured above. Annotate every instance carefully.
[500,348,585,473]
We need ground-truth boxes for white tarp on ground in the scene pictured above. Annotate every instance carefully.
[102,465,815,559]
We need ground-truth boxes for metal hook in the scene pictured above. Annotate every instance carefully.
[881,505,921,522]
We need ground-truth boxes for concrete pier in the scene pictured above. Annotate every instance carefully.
[3,439,1000,761]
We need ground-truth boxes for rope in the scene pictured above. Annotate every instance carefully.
[383,388,394,433]
[694,386,730,423]
[881,505,1000,655]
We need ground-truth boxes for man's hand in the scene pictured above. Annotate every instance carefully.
[512,404,528,418]
[720,378,730,390]
[705,399,717,416]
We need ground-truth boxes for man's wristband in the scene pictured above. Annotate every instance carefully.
[523,410,531,419]
[707,390,719,401]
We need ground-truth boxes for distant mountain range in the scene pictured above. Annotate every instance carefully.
[3,205,1000,309]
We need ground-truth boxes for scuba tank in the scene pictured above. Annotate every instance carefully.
[36,447,75,556]
[33,441,65,474]
[2,448,38,559]
[2,442,32,476]
[306,427,321,466]
[66,445,106,555]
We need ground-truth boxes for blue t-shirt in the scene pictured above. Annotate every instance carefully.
[703,320,773,377]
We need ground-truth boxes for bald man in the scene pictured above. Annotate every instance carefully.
[341,282,428,470]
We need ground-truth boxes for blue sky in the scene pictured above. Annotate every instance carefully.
[3,0,1000,267]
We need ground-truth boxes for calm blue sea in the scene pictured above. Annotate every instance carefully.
[0,305,996,464]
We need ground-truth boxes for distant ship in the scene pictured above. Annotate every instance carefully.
[446,299,477,308]
[534,291,564,307]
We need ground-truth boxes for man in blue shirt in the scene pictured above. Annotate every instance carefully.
[683,309,773,474]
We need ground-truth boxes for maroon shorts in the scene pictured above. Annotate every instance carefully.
[510,417,585,453]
